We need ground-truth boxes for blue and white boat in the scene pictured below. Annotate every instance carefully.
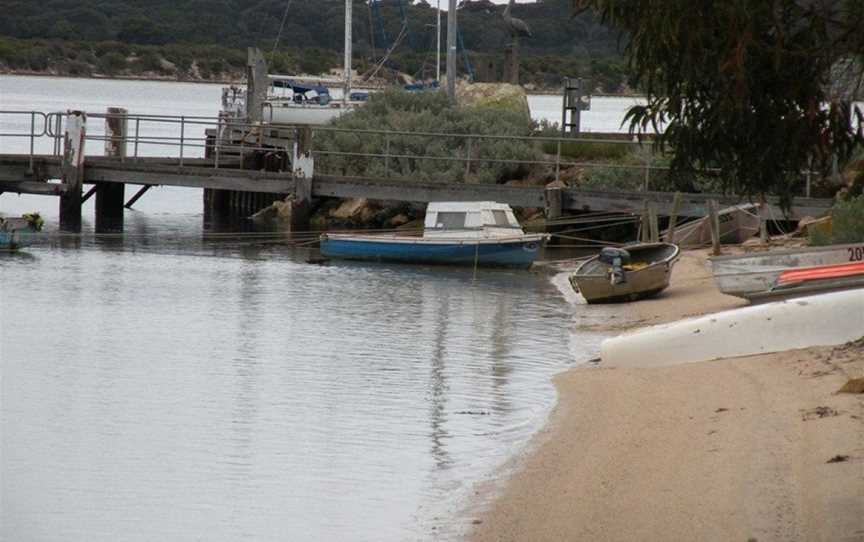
[1,213,43,250]
[320,202,548,268]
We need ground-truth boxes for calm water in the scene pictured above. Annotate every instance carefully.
[0,76,606,541]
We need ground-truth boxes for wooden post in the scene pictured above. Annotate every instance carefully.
[708,199,721,256]
[96,107,126,232]
[758,195,769,243]
[649,204,660,242]
[59,111,86,232]
[667,191,682,244]
[290,126,314,231]
[464,137,472,180]
[544,187,562,221]
[640,200,650,243]
[246,48,268,123]
[506,36,520,84]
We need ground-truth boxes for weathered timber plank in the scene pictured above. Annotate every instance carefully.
[0,181,69,196]
[313,175,548,208]
[86,156,241,168]
[0,165,37,182]
[1,155,833,218]
[563,189,831,219]
[84,165,295,193]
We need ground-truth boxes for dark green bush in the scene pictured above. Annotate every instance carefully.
[810,195,864,245]
[98,51,127,74]
[315,89,539,184]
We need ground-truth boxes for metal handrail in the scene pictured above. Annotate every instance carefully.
[0,110,824,196]
[309,124,646,146]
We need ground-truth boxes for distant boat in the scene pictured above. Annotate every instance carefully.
[569,243,680,303]
[710,242,864,302]
[261,77,369,125]
[664,203,760,247]
[0,213,43,250]
[319,201,548,268]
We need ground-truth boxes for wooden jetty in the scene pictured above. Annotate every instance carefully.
[0,109,834,234]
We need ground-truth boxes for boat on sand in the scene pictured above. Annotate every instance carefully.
[709,242,864,301]
[569,242,680,303]
[664,203,760,247]
[601,288,864,367]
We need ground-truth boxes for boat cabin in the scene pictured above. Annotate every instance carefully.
[271,79,333,105]
[423,202,525,239]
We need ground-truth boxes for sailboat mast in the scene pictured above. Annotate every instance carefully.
[446,0,457,99]
[344,0,353,105]
[436,0,441,82]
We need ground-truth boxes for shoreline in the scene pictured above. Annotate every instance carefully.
[467,248,864,541]
[0,71,645,98]
[0,70,242,86]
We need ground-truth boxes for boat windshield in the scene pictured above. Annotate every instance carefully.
[491,210,511,226]
[436,212,466,229]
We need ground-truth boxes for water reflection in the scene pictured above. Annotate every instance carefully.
[428,293,452,471]
[2,215,601,541]
[228,261,263,485]
[490,293,516,417]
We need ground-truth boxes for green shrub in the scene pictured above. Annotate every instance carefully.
[314,89,540,184]
[810,195,864,245]
[534,120,634,161]
[98,51,127,74]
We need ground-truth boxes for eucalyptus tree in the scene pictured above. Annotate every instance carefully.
[575,0,864,207]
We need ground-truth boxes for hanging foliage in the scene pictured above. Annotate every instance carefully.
[574,0,864,209]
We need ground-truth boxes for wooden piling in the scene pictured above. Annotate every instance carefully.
[640,201,650,243]
[544,187,562,221]
[59,111,86,232]
[708,199,721,255]
[667,191,682,244]
[96,107,127,232]
[758,195,769,243]
[289,126,314,230]
[649,204,660,243]
[246,48,269,123]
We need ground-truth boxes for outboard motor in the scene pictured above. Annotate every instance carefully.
[599,247,631,285]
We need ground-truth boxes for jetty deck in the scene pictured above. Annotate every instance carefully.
[0,109,833,233]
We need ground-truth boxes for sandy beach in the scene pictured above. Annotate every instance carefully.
[470,249,864,542]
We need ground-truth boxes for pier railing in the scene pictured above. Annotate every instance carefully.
[0,109,820,197]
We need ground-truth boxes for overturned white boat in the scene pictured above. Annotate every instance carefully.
[601,288,864,368]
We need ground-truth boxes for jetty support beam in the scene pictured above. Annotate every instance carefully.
[125,184,153,209]
[96,107,127,232]
[59,111,86,232]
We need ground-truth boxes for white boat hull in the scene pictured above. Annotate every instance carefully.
[264,103,351,125]
[664,204,760,247]
[601,288,864,367]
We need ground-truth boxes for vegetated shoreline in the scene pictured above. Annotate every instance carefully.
[0,69,645,98]
[0,68,243,85]
[466,248,864,542]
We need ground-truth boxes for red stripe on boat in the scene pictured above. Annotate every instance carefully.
[776,262,864,285]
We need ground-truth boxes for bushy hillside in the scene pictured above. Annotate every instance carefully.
[0,0,627,89]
